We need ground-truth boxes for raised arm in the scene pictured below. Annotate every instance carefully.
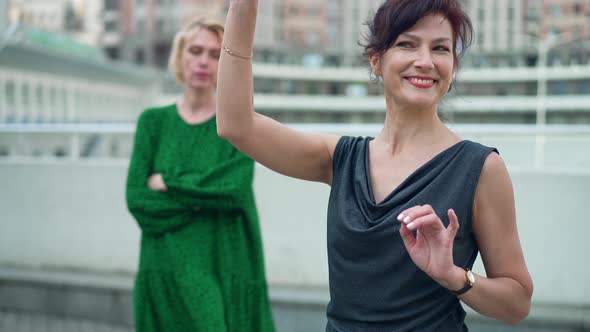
[217,0,339,185]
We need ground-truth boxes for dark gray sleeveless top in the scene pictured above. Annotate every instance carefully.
[326,136,497,332]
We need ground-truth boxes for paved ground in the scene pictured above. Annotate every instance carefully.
[0,311,132,332]
[0,309,584,332]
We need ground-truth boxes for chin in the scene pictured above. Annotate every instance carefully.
[188,81,213,90]
[393,87,443,108]
[401,95,439,109]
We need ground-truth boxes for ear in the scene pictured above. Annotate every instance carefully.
[369,54,382,77]
[448,71,456,93]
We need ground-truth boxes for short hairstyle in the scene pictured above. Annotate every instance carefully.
[168,17,224,83]
[362,0,473,71]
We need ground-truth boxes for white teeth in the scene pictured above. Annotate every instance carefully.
[408,77,434,85]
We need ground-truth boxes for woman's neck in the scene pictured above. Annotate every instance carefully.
[376,100,454,154]
[180,87,215,116]
[176,87,216,125]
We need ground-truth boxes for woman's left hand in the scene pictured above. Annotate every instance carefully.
[397,205,459,285]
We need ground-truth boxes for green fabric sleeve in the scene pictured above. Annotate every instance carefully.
[163,150,255,210]
[125,111,194,235]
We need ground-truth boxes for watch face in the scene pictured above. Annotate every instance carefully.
[466,270,475,284]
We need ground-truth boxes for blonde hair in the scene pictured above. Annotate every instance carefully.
[168,17,224,83]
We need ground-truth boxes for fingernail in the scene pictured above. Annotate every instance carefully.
[407,222,414,229]
[397,213,404,221]
[403,216,411,223]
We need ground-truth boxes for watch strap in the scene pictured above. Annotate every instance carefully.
[450,268,474,296]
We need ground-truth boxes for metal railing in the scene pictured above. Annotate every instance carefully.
[0,68,155,123]
[1,123,589,172]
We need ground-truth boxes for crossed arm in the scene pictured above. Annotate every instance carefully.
[126,113,254,235]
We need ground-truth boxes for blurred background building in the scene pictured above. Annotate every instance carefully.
[8,0,103,44]
[98,0,383,67]
[4,0,590,124]
[0,0,8,29]
[1,1,590,331]
[5,0,590,68]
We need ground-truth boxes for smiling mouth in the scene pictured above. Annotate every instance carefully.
[407,77,436,84]
[406,77,437,88]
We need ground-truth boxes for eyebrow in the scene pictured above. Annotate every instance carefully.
[188,45,221,51]
[400,33,451,43]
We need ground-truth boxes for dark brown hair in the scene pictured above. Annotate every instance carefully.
[363,0,473,71]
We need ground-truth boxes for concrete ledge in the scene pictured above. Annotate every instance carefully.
[0,266,134,326]
[1,266,589,331]
[0,266,133,291]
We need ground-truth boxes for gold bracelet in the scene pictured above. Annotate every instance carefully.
[222,44,253,60]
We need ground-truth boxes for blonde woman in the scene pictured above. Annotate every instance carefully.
[126,17,275,332]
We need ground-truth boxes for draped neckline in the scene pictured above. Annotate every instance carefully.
[364,138,468,205]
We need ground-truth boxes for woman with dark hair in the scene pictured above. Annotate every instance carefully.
[217,0,533,330]
[125,16,275,332]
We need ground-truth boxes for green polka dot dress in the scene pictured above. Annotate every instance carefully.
[126,104,275,332]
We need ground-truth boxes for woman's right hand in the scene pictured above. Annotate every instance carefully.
[217,0,259,141]
[227,0,259,26]
[229,0,257,7]
[226,0,259,43]
[147,173,167,192]
[217,0,339,185]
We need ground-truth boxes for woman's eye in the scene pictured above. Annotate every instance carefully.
[189,47,202,55]
[434,46,451,52]
[396,41,414,48]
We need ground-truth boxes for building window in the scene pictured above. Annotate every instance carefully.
[157,19,165,34]
[105,0,118,10]
[551,4,561,17]
[477,31,484,47]
[105,20,118,32]
[135,48,145,64]
[328,26,338,46]
[306,31,319,47]
[574,26,582,39]
[308,6,321,17]
[136,18,145,32]
[106,47,120,59]
[527,2,539,19]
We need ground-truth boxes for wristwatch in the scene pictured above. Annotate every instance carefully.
[451,268,475,296]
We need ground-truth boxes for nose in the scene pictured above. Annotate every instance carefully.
[414,47,434,70]
[197,52,209,66]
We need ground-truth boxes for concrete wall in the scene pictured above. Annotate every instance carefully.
[1,161,589,307]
